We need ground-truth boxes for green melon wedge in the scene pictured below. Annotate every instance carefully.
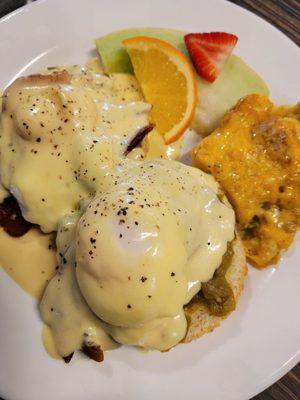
[192,54,269,134]
[96,27,188,73]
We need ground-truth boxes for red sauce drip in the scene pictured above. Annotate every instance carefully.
[0,196,32,237]
[125,124,154,155]
[82,344,104,362]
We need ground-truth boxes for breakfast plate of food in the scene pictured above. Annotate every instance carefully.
[0,0,299,399]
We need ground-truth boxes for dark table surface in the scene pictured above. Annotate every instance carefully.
[0,1,299,399]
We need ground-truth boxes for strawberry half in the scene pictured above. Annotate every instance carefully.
[184,32,238,83]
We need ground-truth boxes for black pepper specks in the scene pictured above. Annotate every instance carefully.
[117,207,128,216]
[59,252,67,265]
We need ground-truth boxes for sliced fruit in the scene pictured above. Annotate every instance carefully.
[184,32,238,82]
[193,54,269,135]
[123,36,197,144]
[96,28,187,73]
[95,28,268,135]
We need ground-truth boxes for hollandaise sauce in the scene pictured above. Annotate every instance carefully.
[41,160,234,354]
[0,64,235,360]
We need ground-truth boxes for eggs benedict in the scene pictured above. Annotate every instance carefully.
[0,65,247,362]
[41,159,237,356]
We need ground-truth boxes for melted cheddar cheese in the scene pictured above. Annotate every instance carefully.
[193,94,300,268]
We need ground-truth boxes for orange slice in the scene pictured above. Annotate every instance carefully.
[123,36,197,144]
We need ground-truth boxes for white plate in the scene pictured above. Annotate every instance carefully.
[0,0,299,399]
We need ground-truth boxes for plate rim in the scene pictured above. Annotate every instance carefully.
[0,1,299,399]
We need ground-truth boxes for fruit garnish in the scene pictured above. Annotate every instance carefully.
[184,32,238,83]
[123,36,197,144]
[96,28,267,135]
